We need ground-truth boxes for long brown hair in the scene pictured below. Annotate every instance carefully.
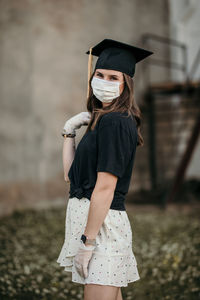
[85,70,144,146]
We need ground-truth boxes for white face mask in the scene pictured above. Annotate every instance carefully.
[91,77,124,103]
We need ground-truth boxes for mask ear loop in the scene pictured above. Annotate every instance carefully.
[87,47,93,99]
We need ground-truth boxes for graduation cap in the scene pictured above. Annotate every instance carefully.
[85,38,153,98]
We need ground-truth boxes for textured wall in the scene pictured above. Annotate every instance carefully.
[169,0,200,81]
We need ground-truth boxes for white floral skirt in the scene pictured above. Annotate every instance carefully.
[56,196,140,287]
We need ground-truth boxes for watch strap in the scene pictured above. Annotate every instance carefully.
[81,234,96,246]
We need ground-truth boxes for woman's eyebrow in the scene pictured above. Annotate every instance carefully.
[109,74,119,78]
[96,72,119,78]
[97,71,118,78]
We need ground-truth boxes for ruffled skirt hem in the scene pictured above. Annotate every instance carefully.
[56,197,140,287]
[57,249,140,287]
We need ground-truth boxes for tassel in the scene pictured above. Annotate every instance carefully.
[87,47,93,99]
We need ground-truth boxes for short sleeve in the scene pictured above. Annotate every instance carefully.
[96,121,135,178]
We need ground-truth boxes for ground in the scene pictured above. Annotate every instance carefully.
[0,202,199,300]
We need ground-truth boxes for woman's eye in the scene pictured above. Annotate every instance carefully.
[110,76,118,80]
[96,74,118,80]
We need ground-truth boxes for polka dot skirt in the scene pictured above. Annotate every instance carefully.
[56,197,140,287]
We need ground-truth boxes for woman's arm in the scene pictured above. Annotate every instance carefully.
[83,118,135,242]
[61,111,91,182]
[63,136,76,182]
[83,171,118,240]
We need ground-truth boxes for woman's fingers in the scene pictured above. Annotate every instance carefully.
[74,258,89,279]
[83,265,88,278]
[74,261,83,277]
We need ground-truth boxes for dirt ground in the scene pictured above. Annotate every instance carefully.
[126,202,200,216]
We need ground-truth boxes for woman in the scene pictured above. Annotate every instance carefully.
[57,39,153,300]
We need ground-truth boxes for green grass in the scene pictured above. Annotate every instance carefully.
[0,205,199,300]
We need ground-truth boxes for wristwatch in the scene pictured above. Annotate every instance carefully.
[62,129,76,138]
[81,234,97,246]
[62,133,76,138]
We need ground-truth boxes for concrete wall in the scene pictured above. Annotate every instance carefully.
[0,0,169,215]
[169,0,200,81]
[168,0,200,181]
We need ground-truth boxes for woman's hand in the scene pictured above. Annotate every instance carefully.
[74,241,96,279]
[62,112,91,136]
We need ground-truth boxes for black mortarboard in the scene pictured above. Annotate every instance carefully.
[85,38,153,97]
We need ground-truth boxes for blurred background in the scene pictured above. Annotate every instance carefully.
[0,0,200,215]
[0,1,200,299]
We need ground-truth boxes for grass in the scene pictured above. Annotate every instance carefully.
[0,203,199,300]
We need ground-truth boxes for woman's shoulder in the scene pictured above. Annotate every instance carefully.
[98,111,136,131]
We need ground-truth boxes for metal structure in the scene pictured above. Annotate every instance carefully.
[141,33,200,206]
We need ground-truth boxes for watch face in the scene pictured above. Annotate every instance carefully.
[81,234,86,244]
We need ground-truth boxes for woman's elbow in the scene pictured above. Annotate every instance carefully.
[64,174,70,183]
[95,171,118,193]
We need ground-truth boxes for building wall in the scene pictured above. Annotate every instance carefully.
[169,0,200,81]
[169,0,200,180]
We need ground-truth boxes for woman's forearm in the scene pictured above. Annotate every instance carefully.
[63,137,76,181]
[83,186,115,239]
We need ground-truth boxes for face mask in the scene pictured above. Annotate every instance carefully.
[91,77,124,103]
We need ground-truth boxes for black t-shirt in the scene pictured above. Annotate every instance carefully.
[68,111,138,211]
